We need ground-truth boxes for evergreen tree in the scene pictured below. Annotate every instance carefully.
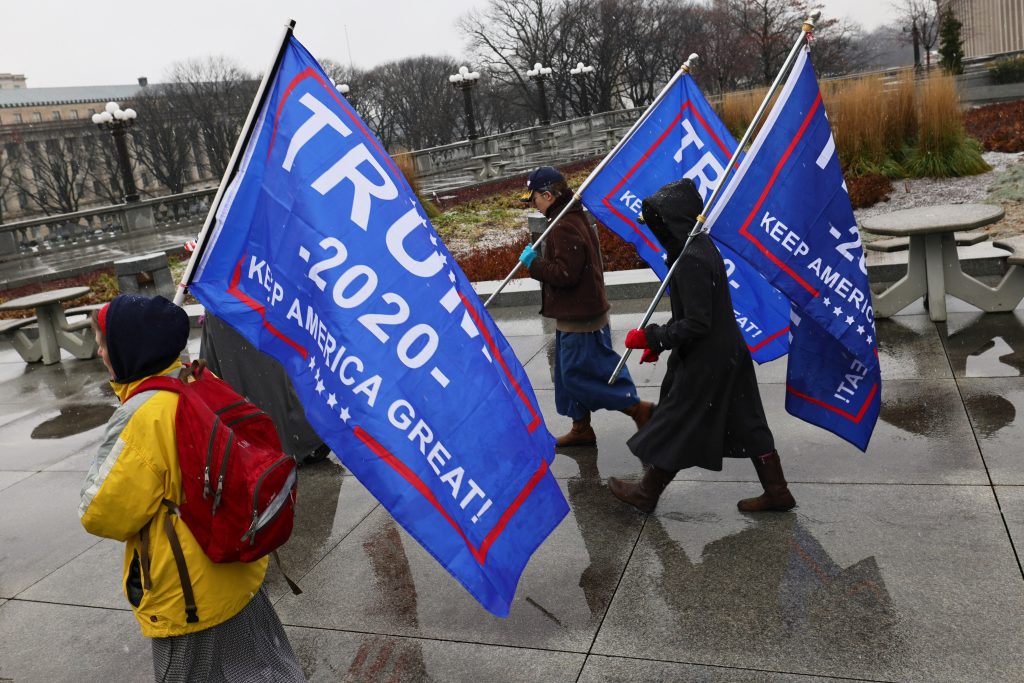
[938,6,964,75]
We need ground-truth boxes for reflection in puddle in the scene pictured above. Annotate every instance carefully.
[647,514,904,672]
[31,404,115,439]
[966,336,1022,377]
[964,391,1017,437]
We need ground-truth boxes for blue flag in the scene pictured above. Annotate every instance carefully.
[704,48,880,450]
[189,36,568,616]
[580,73,790,363]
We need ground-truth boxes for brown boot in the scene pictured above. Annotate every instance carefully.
[608,466,675,514]
[621,400,654,431]
[555,414,597,447]
[737,450,796,512]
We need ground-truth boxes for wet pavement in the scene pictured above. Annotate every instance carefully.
[2,298,1024,682]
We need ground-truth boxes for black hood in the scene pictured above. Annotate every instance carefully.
[106,294,189,383]
[641,178,704,264]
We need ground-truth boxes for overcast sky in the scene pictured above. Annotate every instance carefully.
[4,0,899,88]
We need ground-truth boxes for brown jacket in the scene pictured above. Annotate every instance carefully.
[528,195,610,323]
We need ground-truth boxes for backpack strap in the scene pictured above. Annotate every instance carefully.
[161,499,200,624]
[126,375,185,401]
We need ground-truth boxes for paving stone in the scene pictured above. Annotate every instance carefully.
[959,377,1024,484]
[0,600,148,682]
[578,654,864,682]
[273,478,644,652]
[287,627,585,682]
[940,311,1024,378]
[0,472,100,598]
[593,482,1024,682]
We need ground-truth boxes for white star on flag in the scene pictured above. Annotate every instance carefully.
[866,336,873,344]
[823,297,831,306]
[308,357,316,370]
[857,325,865,335]
[430,235,438,246]
[315,379,325,394]
[327,393,337,409]
[845,315,854,325]
[833,306,842,316]
[339,407,351,422]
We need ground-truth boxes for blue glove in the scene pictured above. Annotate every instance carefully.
[519,244,538,268]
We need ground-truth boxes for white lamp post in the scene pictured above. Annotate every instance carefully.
[449,65,481,140]
[525,62,553,125]
[569,61,595,116]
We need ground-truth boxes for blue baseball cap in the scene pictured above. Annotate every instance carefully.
[520,166,565,202]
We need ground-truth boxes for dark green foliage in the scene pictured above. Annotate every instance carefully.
[988,56,1024,85]
[938,7,964,75]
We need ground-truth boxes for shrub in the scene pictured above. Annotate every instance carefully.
[988,55,1024,85]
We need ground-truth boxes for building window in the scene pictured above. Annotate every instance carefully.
[13,113,23,123]
[31,112,41,122]
[69,110,79,119]
[51,111,61,121]
[88,108,96,116]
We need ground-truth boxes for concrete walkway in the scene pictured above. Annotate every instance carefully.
[2,297,1024,682]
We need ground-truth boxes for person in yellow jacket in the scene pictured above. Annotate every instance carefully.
[79,294,305,682]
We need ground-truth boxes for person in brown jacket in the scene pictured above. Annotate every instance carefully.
[519,166,652,446]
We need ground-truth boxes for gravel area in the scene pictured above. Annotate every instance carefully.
[855,151,1024,241]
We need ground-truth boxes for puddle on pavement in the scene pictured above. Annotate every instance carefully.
[31,403,115,439]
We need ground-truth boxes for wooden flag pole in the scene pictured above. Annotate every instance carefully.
[482,53,700,308]
[173,19,297,307]
[607,12,820,384]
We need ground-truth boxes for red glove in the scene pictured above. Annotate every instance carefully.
[624,328,648,349]
[640,348,660,364]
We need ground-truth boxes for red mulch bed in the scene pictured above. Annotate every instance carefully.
[0,268,115,320]
[964,101,1024,152]
[848,173,894,209]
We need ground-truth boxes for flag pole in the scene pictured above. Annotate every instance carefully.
[483,53,700,308]
[173,19,297,307]
[607,11,820,384]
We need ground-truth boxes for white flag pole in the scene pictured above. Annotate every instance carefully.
[607,12,820,384]
[483,53,700,308]
[173,19,297,307]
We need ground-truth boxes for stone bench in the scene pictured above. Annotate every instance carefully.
[0,317,41,362]
[865,231,988,253]
[114,252,176,300]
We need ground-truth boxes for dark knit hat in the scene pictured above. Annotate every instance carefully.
[104,294,189,383]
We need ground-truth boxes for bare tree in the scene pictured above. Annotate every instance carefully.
[130,85,194,194]
[0,135,18,223]
[459,0,587,124]
[374,56,466,149]
[11,134,97,215]
[894,0,941,69]
[696,0,759,94]
[165,56,257,177]
[729,0,809,86]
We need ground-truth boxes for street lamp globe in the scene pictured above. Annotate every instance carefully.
[526,62,553,125]
[336,83,350,95]
[92,100,140,203]
[450,64,481,140]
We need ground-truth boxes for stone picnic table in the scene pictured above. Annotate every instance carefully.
[0,286,97,364]
[861,203,1024,322]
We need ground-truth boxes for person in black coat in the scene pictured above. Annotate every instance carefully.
[607,178,796,514]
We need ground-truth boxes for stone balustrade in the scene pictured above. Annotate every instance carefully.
[0,189,216,258]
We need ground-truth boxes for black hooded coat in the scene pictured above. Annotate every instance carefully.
[627,179,774,472]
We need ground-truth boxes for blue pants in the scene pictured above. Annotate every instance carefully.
[554,325,640,420]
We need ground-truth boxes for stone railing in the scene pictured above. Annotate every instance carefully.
[395,109,645,195]
[0,188,217,259]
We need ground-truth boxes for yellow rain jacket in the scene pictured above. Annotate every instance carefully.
[79,361,268,638]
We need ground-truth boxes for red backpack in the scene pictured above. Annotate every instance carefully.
[130,362,298,564]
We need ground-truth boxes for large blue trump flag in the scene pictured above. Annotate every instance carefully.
[580,73,790,363]
[189,36,568,616]
[704,48,880,450]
